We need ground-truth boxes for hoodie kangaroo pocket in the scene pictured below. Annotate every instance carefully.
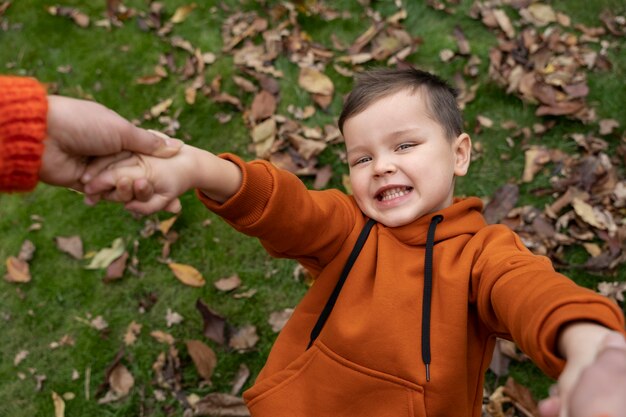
[245,341,427,417]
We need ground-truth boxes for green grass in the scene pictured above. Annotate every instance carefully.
[1,0,625,414]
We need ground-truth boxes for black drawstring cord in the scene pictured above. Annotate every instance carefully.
[422,214,443,382]
[307,218,377,350]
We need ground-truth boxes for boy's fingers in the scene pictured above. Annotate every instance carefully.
[81,151,133,183]
[133,178,154,202]
[122,128,183,158]
[112,177,134,203]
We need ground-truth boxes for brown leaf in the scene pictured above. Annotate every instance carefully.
[185,340,217,381]
[493,9,515,38]
[55,236,83,259]
[483,184,519,224]
[169,263,206,287]
[196,299,228,345]
[151,330,175,345]
[523,146,552,182]
[268,308,294,333]
[17,240,35,262]
[250,90,277,122]
[104,251,128,282]
[109,363,134,397]
[214,274,242,292]
[161,308,181,329]
[298,67,334,96]
[230,363,250,396]
[124,321,142,346]
[453,26,471,55]
[503,377,539,417]
[228,324,259,352]
[599,118,619,136]
[193,393,250,416]
[4,256,31,283]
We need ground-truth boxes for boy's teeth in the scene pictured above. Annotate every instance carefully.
[379,187,411,201]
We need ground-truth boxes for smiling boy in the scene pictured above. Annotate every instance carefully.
[85,67,625,417]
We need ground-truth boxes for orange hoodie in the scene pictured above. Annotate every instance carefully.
[0,76,48,192]
[199,155,624,417]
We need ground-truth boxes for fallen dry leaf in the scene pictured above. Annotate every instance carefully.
[124,321,142,346]
[214,274,242,292]
[158,215,178,235]
[104,251,129,282]
[85,238,125,270]
[229,324,259,352]
[151,330,175,345]
[230,363,250,396]
[298,66,334,96]
[166,308,184,327]
[52,391,65,417]
[150,97,173,117]
[169,263,206,287]
[249,90,277,123]
[193,392,250,417]
[170,3,196,24]
[54,235,83,259]
[196,299,228,345]
[14,349,28,366]
[17,240,35,262]
[4,256,31,283]
[99,363,134,404]
[483,184,519,225]
[185,339,217,381]
[268,308,294,333]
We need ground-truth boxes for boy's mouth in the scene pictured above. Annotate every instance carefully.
[375,186,413,201]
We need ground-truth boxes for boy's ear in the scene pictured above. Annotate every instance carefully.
[453,133,471,177]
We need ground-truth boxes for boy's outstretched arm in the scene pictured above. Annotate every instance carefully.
[83,144,242,215]
[539,323,626,417]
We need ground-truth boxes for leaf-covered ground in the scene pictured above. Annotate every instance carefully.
[1,0,625,416]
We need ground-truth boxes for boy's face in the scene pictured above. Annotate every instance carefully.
[343,89,471,227]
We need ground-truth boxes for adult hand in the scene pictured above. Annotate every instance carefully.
[39,95,182,191]
[539,331,626,417]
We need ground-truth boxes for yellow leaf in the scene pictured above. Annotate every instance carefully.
[4,256,31,283]
[169,263,205,287]
[298,67,334,95]
[85,238,125,270]
[52,391,65,417]
[151,330,175,345]
[171,3,196,24]
[109,364,134,396]
[150,98,173,117]
[158,215,178,235]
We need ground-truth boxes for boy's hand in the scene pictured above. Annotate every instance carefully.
[539,328,626,417]
[41,95,183,190]
[83,150,192,215]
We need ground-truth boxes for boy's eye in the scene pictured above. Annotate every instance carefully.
[353,156,371,165]
[396,143,416,151]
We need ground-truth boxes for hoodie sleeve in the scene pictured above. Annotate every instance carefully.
[0,76,49,192]
[197,153,359,275]
[470,224,625,378]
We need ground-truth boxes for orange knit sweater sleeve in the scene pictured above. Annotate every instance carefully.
[0,76,48,192]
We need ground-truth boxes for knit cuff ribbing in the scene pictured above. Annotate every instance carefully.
[0,76,48,192]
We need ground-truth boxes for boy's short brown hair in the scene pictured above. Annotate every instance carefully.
[338,67,463,140]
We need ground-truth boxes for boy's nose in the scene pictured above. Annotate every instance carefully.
[373,159,397,176]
